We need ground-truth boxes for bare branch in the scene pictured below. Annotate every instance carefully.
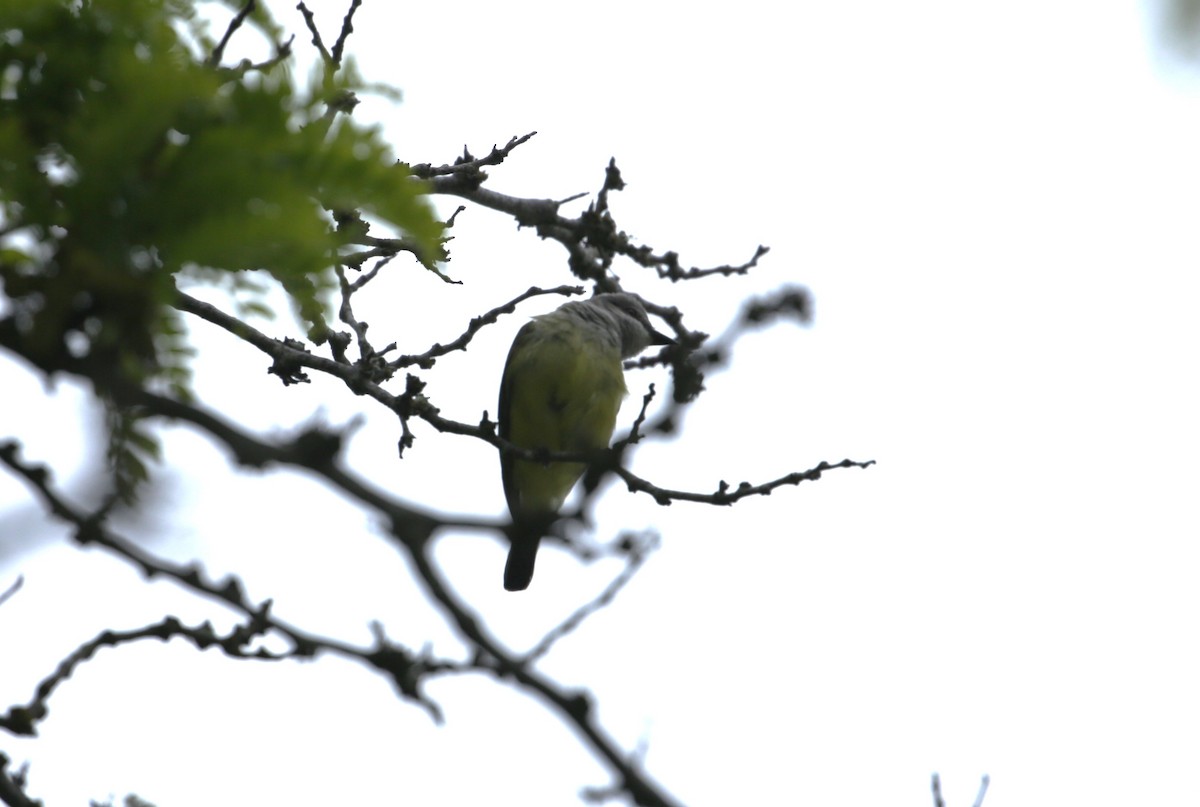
[423,150,768,285]
[173,288,396,393]
[407,537,684,807]
[523,531,659,663]
[930,773,990,807]
[615,382,661,448]
[295,1,332,64]
[334,265,383,368]
[616,458,876,507]
[0,576,22,609]
[972,775,991,807]
[0,441,453,731]
[215,35,295,80]
[389,284,584,370]
[207,0,256,67]
[0,407,683,805]
[0,753,38,807]
[330,0,363,66]
[410,132,538,181]
[0,613,284,737]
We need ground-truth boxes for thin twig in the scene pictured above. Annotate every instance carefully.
[330,0,363,66]
[208,0,256,67]
[0,576,22,609]
[524,532,659,663]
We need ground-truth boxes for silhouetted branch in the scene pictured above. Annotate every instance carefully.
[0,577,21,609]
[423,147,763,284]
[0,614,283,737]
[0,6,870,802]
[931,773,990,807]
[329,0,363,66]
[207,0,256,67]
[0,753,38,807]
[616,458,876,507]
[0,441,454,731]
[408,538,683,807]
[410,132,538,182]
[387,285,586,370]
[524,531,659,663]
[172,286,871,506]
[295,2,332,64]
[0,407,684,805]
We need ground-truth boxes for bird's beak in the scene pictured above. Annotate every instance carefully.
[650,328,675,347]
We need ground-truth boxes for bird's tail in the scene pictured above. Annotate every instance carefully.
[504,532,542,591]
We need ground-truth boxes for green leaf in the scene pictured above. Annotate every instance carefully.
[0,0,444,383]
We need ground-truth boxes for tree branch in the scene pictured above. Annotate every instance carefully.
[409,132,538,181]
[207,0,256,67]
[423,148,768,284]
[523,531,658,663]
[0,753,38,807]
[0,407,683,805]
[407,538,683,807]
[0,441,455,732]
[0,613,285,737]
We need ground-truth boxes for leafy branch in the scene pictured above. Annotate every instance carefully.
[0,2,875,805]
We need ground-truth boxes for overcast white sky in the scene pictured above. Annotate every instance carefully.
[3,2,1200,806]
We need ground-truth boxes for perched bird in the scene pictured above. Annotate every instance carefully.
[498,293,673,591]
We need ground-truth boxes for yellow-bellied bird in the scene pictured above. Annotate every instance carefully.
[498,293,672,591]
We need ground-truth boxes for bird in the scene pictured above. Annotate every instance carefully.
[497,292,673,591]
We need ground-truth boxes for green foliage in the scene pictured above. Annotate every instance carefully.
[105,399,162,504]
[0,0,444,499]
[0,0,441,367]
